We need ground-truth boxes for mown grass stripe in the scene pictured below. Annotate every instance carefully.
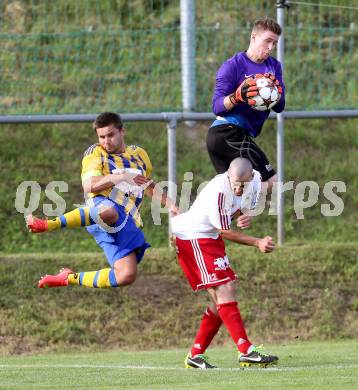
[0,363,357,372]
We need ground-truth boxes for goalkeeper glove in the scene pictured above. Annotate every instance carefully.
[230,78,258,107]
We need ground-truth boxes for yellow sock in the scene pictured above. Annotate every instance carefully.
[47,207,93,231]
[68,268,119,288]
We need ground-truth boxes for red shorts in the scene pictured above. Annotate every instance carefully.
[175,236,236,291]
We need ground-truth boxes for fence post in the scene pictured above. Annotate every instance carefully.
[276,0,288,245]
[180,0,196,115]
[167,117,177,243]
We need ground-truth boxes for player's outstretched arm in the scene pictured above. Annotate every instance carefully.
[219,229,275,253]
[144,181,180,216]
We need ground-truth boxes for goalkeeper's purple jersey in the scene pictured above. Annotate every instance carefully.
[211,51,285,137]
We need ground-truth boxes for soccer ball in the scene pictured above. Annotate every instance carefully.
[251,76,280,111]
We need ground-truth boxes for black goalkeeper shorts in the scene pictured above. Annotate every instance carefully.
[206,124,276,182]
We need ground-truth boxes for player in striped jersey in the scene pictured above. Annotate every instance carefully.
[28,112,178,290]
[171,157,278,369]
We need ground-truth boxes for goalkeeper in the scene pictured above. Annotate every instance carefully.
[27,112,178,289]
[207,17,285,188]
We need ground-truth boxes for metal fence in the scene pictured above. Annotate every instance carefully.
[2,109,358,244]
[1,0,357,114]
[1,0,358,243]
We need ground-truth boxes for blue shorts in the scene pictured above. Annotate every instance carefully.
[86,196,150,267]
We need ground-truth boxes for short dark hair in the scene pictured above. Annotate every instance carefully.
[253,17,282,36]
[93,112,123,131]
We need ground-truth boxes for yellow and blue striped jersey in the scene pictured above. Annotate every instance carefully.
[81,143,152,227]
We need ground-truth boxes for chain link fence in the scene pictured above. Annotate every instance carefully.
[0,0,357,114]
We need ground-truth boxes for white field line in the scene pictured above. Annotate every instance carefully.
[0,363,357,372]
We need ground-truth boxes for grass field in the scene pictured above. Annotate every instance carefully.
[0,341,357,389]
[1,244,357,355]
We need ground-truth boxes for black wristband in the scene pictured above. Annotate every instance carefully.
[229,93,238,105]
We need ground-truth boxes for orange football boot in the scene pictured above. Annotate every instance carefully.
[38,268,74,288]
[26,214,49,233]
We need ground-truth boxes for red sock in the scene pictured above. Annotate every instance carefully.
[190,307,222,357]
[217,301,252,354]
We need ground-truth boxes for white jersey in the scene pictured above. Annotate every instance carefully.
[171,170,261,240]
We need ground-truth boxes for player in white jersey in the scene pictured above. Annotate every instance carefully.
[171,157,278,369]
[172,168,261,240]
